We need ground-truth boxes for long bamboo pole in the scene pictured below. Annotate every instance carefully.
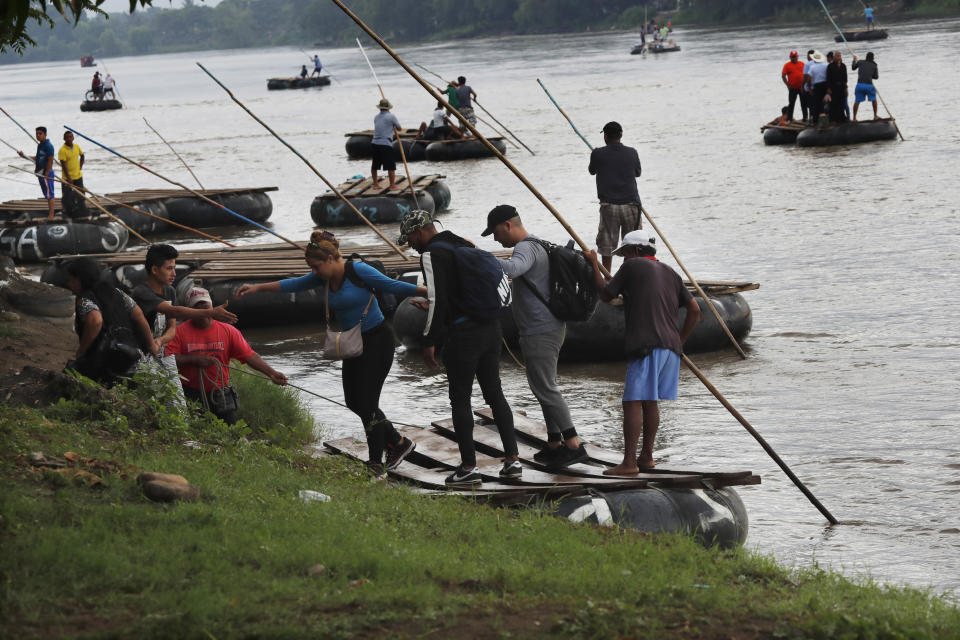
[195,62,409,260]
[12,166,150,243]
[415,63,534,155]
[328,0,838,524]
[0,106,37,142]
[9,164,235,247]
[537,77,747,359]
[816,0,903,140]
[356,38,420,209]
[65,125,302,249]
[142,117,205,190]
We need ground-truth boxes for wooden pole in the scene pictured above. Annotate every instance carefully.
[66,124,302,249]
[415,62,534,155]
[195,62,409,260]
[816,0,903,140]
[8,164,236,247]
[537,78,747,359]
[356,38,420,210]
[0,106,37,142]
[142,117,205,190]
[682,355,839,524]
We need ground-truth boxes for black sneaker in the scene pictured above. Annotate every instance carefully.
[499,460,523,479]
[445,467,482,487]
[533,444,562,464]
[385,437,416,470]
[365,461,387,480]
[546,444,589,470]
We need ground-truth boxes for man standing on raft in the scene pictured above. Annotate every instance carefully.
[585,231,700,474]
[588,121,642,273]
[371,98,402,191]
[18,126,56,220]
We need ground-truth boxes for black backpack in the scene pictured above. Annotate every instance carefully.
[429,240,512,320]
[516,238,598,322]
[85,287,144,380]
[344,254,399,317]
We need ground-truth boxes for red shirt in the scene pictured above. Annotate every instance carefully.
[781,60,805,89]
[166,320,254,392]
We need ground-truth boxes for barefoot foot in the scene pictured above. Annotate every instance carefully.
[602,463,640,476]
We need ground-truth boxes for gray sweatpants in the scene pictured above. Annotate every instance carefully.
[519,326,575,435]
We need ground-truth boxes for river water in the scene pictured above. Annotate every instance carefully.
[2,15,958,596]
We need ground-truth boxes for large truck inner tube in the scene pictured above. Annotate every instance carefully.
[80,99,122,112]
[762,127,801,145]
[425,180,452,212]
[202,279,325,328]
[163,191,273,227]
[392,139,428,162]
[0,256,74,318]
[649,44,681,53]
[424,137,507,161]
[0,221,128,263]
[552,486,748,548]
[344,129,422,159]
[110,200,171,235]
[836,29,887,42]
[267,76,332,90]
[310,190,436,227]
[392,292,752,362]
[795,120,897,147]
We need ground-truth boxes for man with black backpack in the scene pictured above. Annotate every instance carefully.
[398,209,521,486]
[482,205,588,470]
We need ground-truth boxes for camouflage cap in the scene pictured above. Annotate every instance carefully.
[397,209,434,245]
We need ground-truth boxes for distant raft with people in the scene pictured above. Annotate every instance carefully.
[835,29,888,42]
[0,219,128,263]
[80,97,122,112]
[310,174,451,227]
[393,283,757,362]
[648,42,681,54]
[266,76,332,90]
[760,119,810,145]
[795,119,898,147]
[423,137,507,161]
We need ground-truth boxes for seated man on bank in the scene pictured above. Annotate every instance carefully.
[416,102,463,140]
[166,287,287,424]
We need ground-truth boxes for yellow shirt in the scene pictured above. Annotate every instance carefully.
[58,143,83,180]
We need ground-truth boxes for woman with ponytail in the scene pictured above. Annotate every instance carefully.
[237,231,427,474]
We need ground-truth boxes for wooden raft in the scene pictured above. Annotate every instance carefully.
[344,128,421,139]
[0,187,278,214]
[61,241,759,293]
[324,409,759,503]
[322,174,444,198]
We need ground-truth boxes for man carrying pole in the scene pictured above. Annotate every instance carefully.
[17,126,56,220]
[371,98,402,191]
[588,121,642,273]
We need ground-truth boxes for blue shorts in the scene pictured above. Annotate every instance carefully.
[623,348,680,402]
[855,83,876,103]
[38,170,55,199]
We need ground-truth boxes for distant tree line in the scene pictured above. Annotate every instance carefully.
[2,0,958,65]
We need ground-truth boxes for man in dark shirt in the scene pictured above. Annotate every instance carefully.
[851,52,880,121]
[398,209,520,486]
[826,50,849,123]
[585,231,700,474]
[587,121,642,272]
[131,244,238,354]
[17,126,56,220]
[455,75,477,136]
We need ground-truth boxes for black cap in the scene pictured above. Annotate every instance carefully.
[602,121,623,137]
[481,204,518,236]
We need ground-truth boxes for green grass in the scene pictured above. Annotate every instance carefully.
[0,323,23,338]
[1,371,959,639]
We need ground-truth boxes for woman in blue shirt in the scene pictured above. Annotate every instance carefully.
[237,230,426,473]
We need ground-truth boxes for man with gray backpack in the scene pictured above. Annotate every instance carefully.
[398,209,520,486]
[483,205,594,470]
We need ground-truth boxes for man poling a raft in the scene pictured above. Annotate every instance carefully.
[327,0,838,524]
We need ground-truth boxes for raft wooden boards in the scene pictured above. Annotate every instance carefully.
[0,187,278,213]
[426,137,506,146]
[760,119,809,133]
[473,408,760,488]
[330,174,444,198]
[396,424,648,489]
[344,128,421,138]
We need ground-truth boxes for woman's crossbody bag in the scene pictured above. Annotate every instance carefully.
[323,285,375,360]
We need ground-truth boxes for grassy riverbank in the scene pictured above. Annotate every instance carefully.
[1,370,958,639]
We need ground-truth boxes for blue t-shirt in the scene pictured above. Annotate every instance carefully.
[372,111,401,146]
[865,7,873,18]
[36,139,55,174]
[279,261,418,332]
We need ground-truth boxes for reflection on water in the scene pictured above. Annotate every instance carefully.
[3,16,960,596]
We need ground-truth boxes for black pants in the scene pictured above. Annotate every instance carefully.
[787,88,801,120]
[341,322,402,463]
[829,87,848,123]
[812,82,828,123]
[441,319,518,468]
[62,177,87,219]
[798,90,811,121]
[185,386,238,425]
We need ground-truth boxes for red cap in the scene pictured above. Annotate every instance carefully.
[789,50,798,57]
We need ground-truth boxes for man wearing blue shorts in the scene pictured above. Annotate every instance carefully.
[18,126,56,220]
[852,52,879,121]
[864,4,874,30]
[585,230,700,474]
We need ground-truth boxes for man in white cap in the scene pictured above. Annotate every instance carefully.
[166,287,287,423]
[585,231,700,474]
[371,98,402,191]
